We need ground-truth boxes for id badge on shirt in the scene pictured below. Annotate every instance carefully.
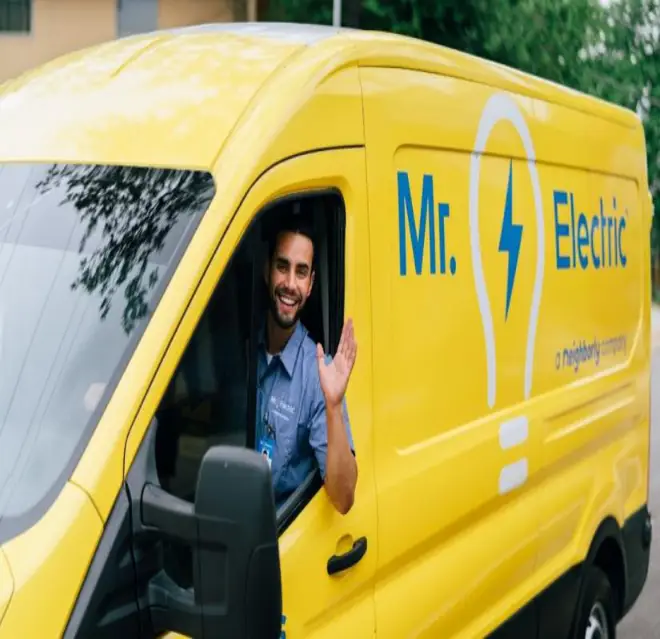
[258,436,274,469]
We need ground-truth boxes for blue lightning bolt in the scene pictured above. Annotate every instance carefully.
[499,160,523,320]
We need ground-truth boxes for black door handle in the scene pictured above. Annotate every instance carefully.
[327,537,368,576]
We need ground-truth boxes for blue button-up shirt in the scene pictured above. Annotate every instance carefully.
[256,321,355,509]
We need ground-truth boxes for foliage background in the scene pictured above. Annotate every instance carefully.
[266,0,660,294]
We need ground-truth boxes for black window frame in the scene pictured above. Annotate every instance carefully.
[150,186,347,535]
[0,0,31,33]
[246,188,347,535]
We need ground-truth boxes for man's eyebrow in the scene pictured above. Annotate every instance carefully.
[276,255,310,267]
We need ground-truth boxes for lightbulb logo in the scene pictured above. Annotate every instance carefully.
[469,92,545,495]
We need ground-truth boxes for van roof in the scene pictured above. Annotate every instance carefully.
[0,22,640,169]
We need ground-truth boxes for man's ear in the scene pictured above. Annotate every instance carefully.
[263,258,269,285]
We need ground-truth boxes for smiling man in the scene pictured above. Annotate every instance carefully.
[256,209,358,514]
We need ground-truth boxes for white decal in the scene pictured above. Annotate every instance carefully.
[469,93,545,409]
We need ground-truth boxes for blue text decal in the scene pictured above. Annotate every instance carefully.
[397,171,456,277]
[553,191,627,270]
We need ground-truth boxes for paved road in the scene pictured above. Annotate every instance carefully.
[618,347,660,638]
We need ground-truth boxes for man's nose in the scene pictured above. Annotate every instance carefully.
[285,270,296,289]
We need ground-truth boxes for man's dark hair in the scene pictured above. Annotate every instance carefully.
[266,202,317,270]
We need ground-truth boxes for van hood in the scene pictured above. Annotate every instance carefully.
[0,547,12,625]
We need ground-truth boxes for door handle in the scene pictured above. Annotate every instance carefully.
[327,536,368,576]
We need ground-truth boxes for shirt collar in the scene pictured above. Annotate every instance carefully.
[259,319,307,378]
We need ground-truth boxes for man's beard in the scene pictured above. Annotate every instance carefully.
[268,283,305,330]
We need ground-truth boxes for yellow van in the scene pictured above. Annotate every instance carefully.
[0,21,652,639]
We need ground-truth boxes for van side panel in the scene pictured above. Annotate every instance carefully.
[528,104,650,615]
[360,66,648,638]
[362,67,542,639]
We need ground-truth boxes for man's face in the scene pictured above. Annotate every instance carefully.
[265,230,315,330]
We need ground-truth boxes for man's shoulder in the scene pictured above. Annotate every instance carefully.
[297,331,321,372]
[297,326,332,367]
[298,324,317,351]
[294,326,328,393]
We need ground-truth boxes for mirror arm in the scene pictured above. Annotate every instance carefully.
[141,482,196,544]
[148,571,203,637]
[139,483,203,637]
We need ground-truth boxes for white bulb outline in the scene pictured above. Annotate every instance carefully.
[469,93,545,409]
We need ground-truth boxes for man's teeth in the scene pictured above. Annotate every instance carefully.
[279,294,296,306]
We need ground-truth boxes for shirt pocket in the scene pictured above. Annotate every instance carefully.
[272,408,297,469]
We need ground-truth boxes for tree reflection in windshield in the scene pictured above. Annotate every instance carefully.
[35,164,216,333]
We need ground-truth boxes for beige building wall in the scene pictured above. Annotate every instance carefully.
[158,0,233,28]
[0,0,117,82]
[0,0,241,83]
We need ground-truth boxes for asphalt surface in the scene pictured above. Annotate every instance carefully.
[618,346,660,638]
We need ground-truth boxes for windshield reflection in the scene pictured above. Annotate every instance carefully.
[35,163,215,333]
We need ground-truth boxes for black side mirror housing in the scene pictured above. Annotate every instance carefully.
[195,445,282,637]
[141,445,282,639]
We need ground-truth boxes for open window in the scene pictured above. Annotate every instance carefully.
[153,188,346,539]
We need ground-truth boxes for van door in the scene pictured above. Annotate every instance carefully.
[360,67,542,638]
[119,148,377,639]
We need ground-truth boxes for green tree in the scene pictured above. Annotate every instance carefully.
[267,0,604,89]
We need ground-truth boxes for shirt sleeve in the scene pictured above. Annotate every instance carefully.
[307,354,355,480]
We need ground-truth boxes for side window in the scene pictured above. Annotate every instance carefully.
[153,189,346,523]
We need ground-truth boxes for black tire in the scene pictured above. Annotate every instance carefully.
[573,565,617,639]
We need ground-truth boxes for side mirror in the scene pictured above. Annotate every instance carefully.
[141,445,282,639]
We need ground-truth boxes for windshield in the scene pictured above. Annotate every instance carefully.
[0,163,215,543]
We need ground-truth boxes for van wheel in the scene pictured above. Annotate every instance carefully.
[574,566,617,639]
